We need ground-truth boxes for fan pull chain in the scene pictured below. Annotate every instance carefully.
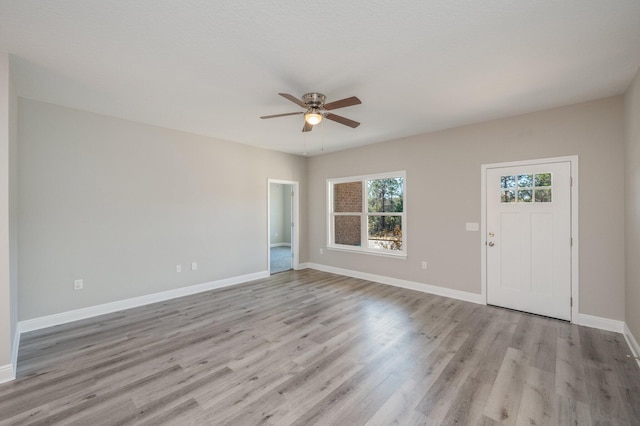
[302,127,308,155]
[320,118,325,153]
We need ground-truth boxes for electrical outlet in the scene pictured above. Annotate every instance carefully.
[191,262,198,271]
[74,279,83,290]
[421,261,428,270]
[319,248,324,255]
[176,264,182,273]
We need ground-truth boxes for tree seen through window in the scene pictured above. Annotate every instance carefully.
[367,177,404,251]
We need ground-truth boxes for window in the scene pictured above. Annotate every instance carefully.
[501,172,552,203]
[327,172,406,257]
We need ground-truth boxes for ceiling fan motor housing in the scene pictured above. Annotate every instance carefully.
[302,93,326,108]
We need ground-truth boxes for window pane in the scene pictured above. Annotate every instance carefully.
[334,215,361,246]
[535,173,552,187]
[501,190,516,203]
[334,182,362,213]
[367,216,402,251]
[518,174,533,187]
[535,189,552,202]
[518,189,533,202]
[501,176,516,188]
[367,178,404,212]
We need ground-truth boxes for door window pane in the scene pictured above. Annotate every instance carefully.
[518,174,533,187]
[501,190,516,203]
[501,176,516,188]
[535,173,552,187]
[518,190,533,202]
[535,189,552,202]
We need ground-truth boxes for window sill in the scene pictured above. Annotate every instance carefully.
[327,245,407,259]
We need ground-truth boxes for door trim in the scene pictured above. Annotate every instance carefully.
[267,179,300,274]
[481,156,579,322]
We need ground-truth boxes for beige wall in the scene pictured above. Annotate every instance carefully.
[283,185,292,244]
[9,55,18,366]
[270,183,284,245]
[625,68,640,339]
[308,96,626,321]
[269,183,292,245]
[0,52,18,375]
[0,53,12,370]
[13,91,632,326]
[270,183,292,245]
[18,98,308,320]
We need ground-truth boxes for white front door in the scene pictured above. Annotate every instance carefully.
[486,161,571,320]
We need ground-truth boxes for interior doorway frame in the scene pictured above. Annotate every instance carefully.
[480,155,579,322]
[267,179,299,274]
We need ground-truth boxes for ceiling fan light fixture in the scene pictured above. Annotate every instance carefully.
[304,109,323,125]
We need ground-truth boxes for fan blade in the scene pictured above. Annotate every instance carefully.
[279,93,307,109]
[260,112,303,119]
[302,121,313,132]
[326,113,360,128]
[323,96,361,110]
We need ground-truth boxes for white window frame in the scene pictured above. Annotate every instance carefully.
[326,171,407,258]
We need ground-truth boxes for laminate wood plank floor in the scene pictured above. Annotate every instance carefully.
[1,269,639,425]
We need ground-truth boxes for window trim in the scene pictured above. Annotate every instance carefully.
[326,171,407,258]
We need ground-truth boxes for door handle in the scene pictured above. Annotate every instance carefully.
[488,242,495,247]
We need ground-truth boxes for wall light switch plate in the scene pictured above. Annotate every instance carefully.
[176,265,182,273]
[191,262,197,271]
[74,279,83,290]
[466,222,479,231]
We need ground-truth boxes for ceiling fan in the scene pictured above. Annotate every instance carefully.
[260,93,361,132]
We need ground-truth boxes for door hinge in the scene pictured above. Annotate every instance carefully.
[570,297,573,307]
[570,237,573,246]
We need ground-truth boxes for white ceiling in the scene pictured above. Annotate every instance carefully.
[1,1,639,156]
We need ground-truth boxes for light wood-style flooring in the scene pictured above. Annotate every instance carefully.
[1,269,639,425]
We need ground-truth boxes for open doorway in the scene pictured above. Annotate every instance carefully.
[268,180,298,274]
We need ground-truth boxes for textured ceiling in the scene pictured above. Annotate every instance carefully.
[1,1,639,156]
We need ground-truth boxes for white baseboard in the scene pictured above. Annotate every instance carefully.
[270,243,291,248]
[306,262,485,305]
[576,313,625,333]
[306,264,634,337]
[19,270,269,334]
[624,323,640,368]
[296,262,310,270]
[0,363,15,384]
